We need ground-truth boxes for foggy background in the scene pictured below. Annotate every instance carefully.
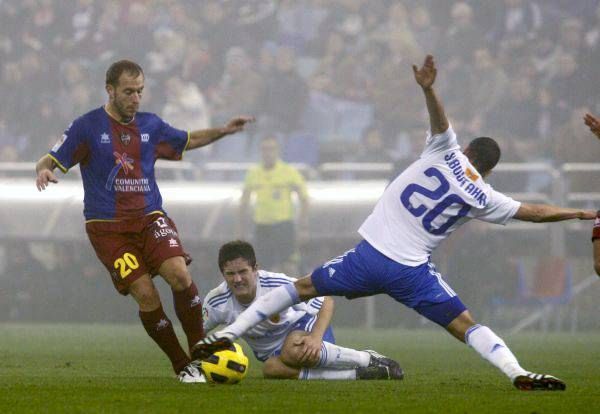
[1,0,599,332]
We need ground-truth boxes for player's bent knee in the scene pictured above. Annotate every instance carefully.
[295,276,319,300]
[280,347,303,367]
[159,256,191,290]
[280,331,310,367]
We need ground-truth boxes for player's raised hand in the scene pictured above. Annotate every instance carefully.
[413,55,437,90]
[36,169,58,191]
[223,116,255,135]
[584,113,600,139]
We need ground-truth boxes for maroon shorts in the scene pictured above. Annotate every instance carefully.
[86,213,192,295]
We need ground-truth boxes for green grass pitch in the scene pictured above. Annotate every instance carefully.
[1,324,599,413]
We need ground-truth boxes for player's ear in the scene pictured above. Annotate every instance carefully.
[105,84,114,100]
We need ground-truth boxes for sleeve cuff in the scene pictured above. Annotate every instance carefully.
[47,153,68,173]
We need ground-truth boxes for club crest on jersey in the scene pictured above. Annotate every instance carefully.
[465,167,479,182]
[141,133,150,143]
[120,132,131,146]
[268,314,281,323]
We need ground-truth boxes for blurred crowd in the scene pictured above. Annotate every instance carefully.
[1,0,600,173]
[3,0,600,326]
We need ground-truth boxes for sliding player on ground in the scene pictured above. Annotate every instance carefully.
[204,240,403,380]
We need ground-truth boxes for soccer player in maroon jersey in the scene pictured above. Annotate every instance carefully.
[583,113,600,276]
[35,60,254,382]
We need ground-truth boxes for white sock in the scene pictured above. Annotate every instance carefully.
[315,342,371,369]
[465,324,527,381]
[220,284,300,338]
[299,368,357,380]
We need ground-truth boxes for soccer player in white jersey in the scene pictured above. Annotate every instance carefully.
[194,55,597,391]
[203,240,404,380]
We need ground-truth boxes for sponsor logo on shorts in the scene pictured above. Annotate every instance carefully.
[328,267,336,278]
[155,217,169,228]
[154,228,179,239]
[202,307,209,322]
[153,218,179,239]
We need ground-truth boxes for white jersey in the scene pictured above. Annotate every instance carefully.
[359,126,521,266]
[203,270,325,361]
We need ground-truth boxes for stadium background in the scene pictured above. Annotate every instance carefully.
[1,0,600,333]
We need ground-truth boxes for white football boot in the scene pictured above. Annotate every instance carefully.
[178,362,207,383]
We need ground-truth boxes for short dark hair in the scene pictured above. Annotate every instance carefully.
[218,240,257,272]
[105,60,144,87]
[465,136,501,175]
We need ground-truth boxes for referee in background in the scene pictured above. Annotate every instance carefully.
[238,136,309,274]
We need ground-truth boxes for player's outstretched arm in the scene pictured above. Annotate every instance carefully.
[35,155,59,191]
[413,55,449,135]
[513,203,596,223]
[294,297,334,365]
[584,113,600,139]
[186,115,255,150]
